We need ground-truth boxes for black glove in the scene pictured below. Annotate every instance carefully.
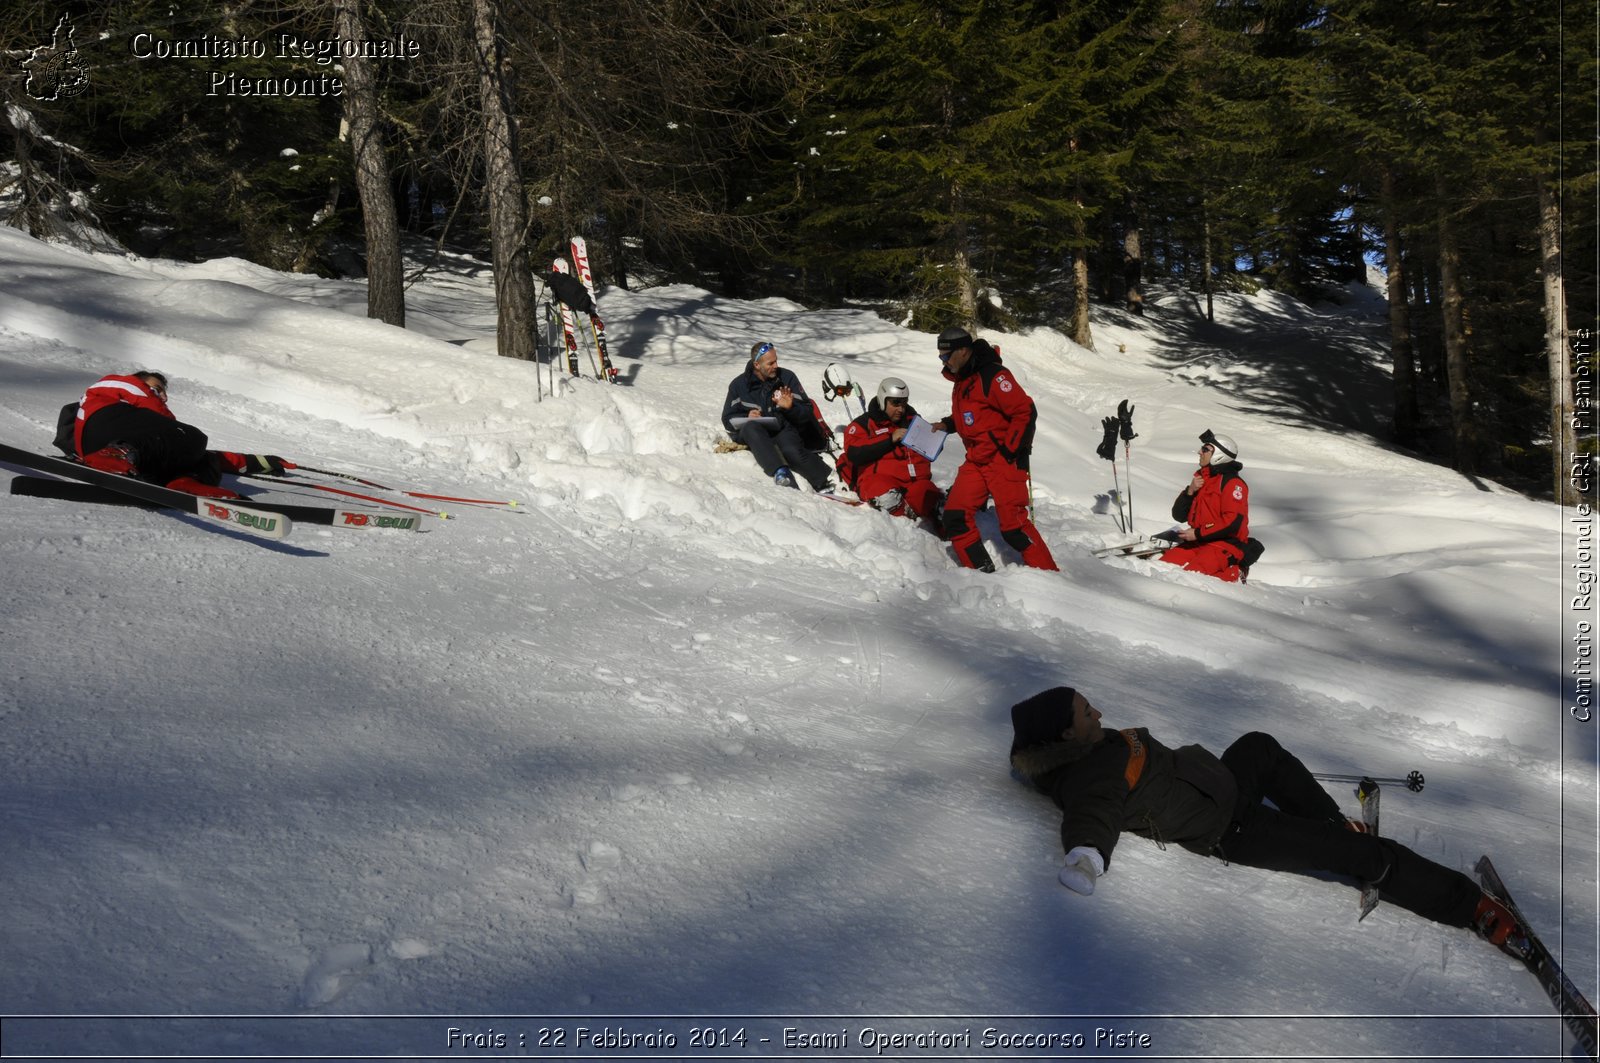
[1096,416,1119,461]
[243,454,290,476]
[1117,399,1137,442]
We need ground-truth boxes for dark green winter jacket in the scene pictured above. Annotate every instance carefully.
[1011,727,1238,867]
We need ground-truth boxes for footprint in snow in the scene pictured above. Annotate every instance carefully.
[568,841,622,908]
[581,840,623,872]
[298,943,373,1008]
[609,783,650,803]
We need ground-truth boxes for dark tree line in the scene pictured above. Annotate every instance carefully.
[3,0,1592,498]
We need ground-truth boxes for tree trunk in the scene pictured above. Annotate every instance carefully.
[471,0,538,360]
[1202,202,1215,323]
[335,0,405,328]
[1070,220,1093,349]
[1536,172,1578,502]
[1380,167,1417,447]
[1122,193,1144,317]
[1435,186,1475,472]
[1066,134,1093,349]
[954,245,979,325]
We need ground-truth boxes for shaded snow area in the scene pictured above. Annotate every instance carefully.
[0,226,1593,1061]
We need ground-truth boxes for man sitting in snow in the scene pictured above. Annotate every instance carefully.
[720,342,834,491]
[55,370,289,500]
[1160,428,1251,581]
[1009,685,1525,950]
[841,376,944,530]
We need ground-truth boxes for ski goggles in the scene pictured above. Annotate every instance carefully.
[1199,429,1236,459]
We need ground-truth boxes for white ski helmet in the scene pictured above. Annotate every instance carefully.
[875,376,910,407]
[1200,428,1238,465]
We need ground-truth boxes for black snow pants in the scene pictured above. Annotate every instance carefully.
[80,405,218,486]
[1214,732,1481,928]
[734,420,833,490]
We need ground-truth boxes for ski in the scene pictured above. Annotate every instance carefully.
[568,236,618,383]
[3,450,289,539]
[1094,528,1180,559]
[9,474,431,532]
[1093,539,1163,559]
[1355,777,1381,920]
[1475,855,1598,1060]
[2,446,428,533]
[551,258,583,377]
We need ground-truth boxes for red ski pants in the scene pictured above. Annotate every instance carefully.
[942,459,1057,571]
[1159,542,1242,582]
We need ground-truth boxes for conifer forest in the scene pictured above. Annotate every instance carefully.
[5,0,1594,498]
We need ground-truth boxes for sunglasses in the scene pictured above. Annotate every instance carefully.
[754,342,776,359]
[885,397,908,406]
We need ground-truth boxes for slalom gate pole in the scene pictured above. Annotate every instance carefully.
[1313,770,1425,793]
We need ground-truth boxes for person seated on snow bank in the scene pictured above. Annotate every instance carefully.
[1009,685,1523,950]
[840,376,945,531]
[719,341,834,491]
[1159,428,1256,582]
[54,370,289,500]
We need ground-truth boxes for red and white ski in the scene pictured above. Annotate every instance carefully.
[551,257,583,378]
[568,236,618,383]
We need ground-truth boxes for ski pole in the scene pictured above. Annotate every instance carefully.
[278,463,394,490]
[238,473,447,517]
[1313,771,1425,793]
[1096,415,1126,533]
[270,466,521,508]
[1117,399,1137,528]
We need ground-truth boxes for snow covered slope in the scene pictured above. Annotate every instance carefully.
[0,226,1592,1060]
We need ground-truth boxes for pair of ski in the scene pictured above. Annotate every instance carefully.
[549,236,616,384]
[1093,529,1180,560]
[1343,776,1596,1058]
[2,442,429,541]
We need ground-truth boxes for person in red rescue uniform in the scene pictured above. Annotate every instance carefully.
[1160,429,1249,581]
[842,376,945,529]
[55,370,287,499]
[930,327,1057,572]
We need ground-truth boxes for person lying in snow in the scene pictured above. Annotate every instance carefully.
[54,370,289,500]
[1008,685,1523,949]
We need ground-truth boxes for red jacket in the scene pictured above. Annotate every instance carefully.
[74,373,173,455]
[843,400,933,500]
[1171,462,1249,548]
[940,341,1037,468]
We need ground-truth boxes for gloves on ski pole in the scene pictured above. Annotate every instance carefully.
[1058,846,1106,895]
[1096,417,1119,461]
[1117,399,1137,442]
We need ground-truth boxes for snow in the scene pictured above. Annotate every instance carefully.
[0,226,1593,1060]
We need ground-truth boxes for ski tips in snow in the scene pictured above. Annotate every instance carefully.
[1475,855,1599,1060]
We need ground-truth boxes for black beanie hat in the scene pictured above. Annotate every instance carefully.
[937,326,974,352]
[1010,686,1077,755]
